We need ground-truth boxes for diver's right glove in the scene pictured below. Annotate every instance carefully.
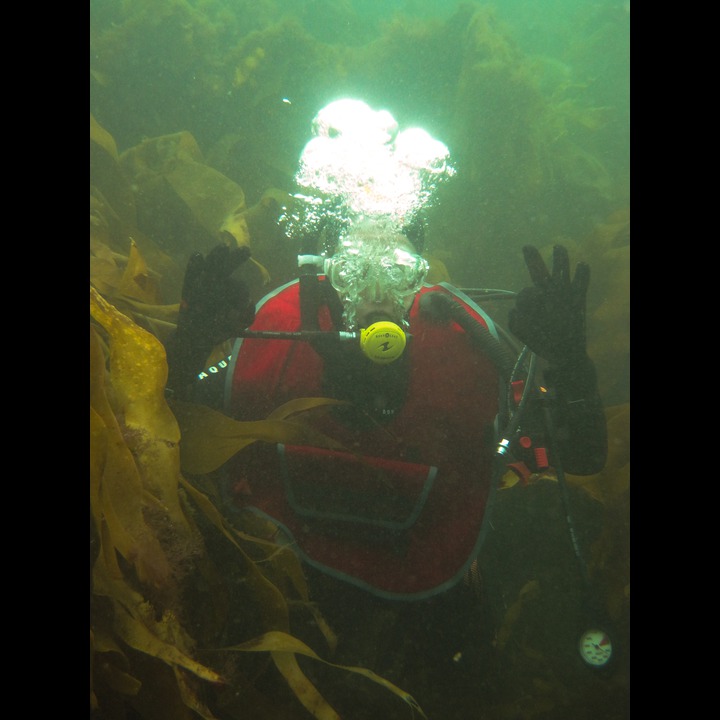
[177,243,255,346]
[166,243,255,396]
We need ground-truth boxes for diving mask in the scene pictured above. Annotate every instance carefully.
[324,240,429,330]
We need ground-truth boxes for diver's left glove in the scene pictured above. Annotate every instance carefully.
[508,244,607,475]
[508,244,589,367]
[166,243,255,397]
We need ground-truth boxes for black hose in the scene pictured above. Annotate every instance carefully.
[418,291,516,381]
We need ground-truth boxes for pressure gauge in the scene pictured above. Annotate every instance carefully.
[578,628,613,668]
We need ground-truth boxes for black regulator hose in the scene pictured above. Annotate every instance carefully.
[418,291,516,381]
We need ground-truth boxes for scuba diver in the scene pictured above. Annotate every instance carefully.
[164,101,609,718]
[164,225,608,711]
[166,224,607,588]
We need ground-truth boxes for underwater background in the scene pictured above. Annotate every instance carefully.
[90,1,629,718]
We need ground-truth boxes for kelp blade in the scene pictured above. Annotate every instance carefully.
[224,631,427,719]
[171,398,349,475]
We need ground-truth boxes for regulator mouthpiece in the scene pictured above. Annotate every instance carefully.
[360,321,407,363]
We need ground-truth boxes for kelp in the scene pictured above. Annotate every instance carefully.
[172,397,350,475]
[89,235,180,344]
[91,114,185,342]
[90,289,222,717]
[118,129,272,285]
[567,404,630,629]
[90,285,421,719]
[494,579,541,652]
[90,115,276,345]
[178,474,308,618]
[120,131,246,244]
[222,631,427,720]
[584,209,630,405]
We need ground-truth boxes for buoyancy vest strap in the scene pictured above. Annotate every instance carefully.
[320,276,345,328]
[299,269,320,331]
[298,236,323,330]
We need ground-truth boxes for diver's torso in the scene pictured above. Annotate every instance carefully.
[224,281,502,597]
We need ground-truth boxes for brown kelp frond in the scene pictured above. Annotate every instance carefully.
[567,404,630,628]
[223,631,428,720]
[179,475,306,615]
[172,398,350,475]
[91,287,223,717]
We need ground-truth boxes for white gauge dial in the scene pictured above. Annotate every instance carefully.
[578,628,613,667]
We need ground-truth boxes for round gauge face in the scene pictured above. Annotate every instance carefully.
[578,629,613,667]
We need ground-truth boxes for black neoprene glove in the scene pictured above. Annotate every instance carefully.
[509,245,607,475]
[508,245,589,367]
[166,243,255,396]
[178,244,255,345]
